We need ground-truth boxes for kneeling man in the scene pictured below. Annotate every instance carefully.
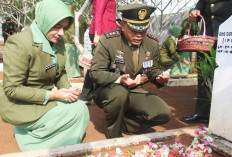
[90,4,172,138]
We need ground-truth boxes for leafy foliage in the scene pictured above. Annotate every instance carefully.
[194,45,218,102]
[195,45,218,86]
[0,0,39,28]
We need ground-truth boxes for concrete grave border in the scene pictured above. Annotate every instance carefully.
[0,126,231,157]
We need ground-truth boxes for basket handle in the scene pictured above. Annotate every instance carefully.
[188,14,206,36]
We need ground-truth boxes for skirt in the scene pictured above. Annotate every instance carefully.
[13,100,90,151]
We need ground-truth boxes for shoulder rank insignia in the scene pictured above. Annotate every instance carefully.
[105,30,121,39]
[147,33,159,42]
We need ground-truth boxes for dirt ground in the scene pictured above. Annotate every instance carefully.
[0,79,207,155]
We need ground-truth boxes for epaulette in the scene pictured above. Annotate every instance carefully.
[147,33,159,42]
[104,30,121,39]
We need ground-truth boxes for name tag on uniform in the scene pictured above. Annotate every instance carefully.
[45,63,56,71]
[114,59,125,65]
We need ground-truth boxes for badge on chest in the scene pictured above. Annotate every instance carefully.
[143,60,153,74]
[111,50,127,74]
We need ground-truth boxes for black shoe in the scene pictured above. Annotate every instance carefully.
[181,113,209,124]
[122,123,133,135]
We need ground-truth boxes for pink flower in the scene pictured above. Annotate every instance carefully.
[204,140,209,146]
[195,129,200,135]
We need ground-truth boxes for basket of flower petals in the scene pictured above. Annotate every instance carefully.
[178,15,216,52]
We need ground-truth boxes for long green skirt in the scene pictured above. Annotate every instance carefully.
[65,43,81,77]
[163,51,192,75]
[13,100,89,151]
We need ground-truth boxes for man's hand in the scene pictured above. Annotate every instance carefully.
[140,74,149,84]
[189,10,201,22]
[156,69,171,85]
[120,74,141,88]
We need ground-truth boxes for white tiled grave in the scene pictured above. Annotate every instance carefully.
[0,126,231,157]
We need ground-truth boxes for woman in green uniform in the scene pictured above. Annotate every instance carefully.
[159,25,191,75]
[0,0,89,151]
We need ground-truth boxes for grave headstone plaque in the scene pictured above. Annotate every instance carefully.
[209,15,232,142]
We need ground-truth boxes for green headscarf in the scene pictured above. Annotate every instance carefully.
[189,8,195,14]
[169,25,183,44]
[169,25,183,38]
[35,0,73,36]
[61,0,74,5]
[30,0,73,67]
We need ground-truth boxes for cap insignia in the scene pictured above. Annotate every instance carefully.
[138,9,147,20]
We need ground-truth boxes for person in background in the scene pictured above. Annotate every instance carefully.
[159,25,191,75]
[79,15,88,46]
[90,4,171,138]
[62,0,84,78]
[2,17,16,43]
[81,0,117,103]
[181,0,232,124]
[180,8,201,38]
[0,0,89,151]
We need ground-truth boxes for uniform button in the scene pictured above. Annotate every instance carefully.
[211,4,214,8]
[211,15,215,19]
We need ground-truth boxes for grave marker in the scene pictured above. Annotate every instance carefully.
[209,15,232,142]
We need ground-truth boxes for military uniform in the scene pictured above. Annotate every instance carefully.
[89,4,171,138]
[2,17,15,43]
[195,0,232,116]
[181,0,232,123]
[196,0,232,38]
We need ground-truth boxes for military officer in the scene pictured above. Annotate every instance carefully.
[181,0,232,124]
[89,4,172,138]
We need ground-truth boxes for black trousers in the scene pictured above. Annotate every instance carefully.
[195,43,217,117]
[80,34,95,101]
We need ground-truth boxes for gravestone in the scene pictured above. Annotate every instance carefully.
[209,15,232,142]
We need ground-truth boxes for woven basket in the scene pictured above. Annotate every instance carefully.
[178,15,216,52]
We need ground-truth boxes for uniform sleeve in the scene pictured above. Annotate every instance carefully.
[195,0,206,12]
[148,41,167,88]
[148,41,161,78]
[90,36,120,86]
[181,19,190,37]
[167,38,183,62]
[3,36,47,105]
[54,69,71,89]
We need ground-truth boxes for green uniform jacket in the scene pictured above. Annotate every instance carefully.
[0,27,71,125]
[180,18,200,38]
[196,0,232,37]
[90,31,162,94]
[159,36,183,67]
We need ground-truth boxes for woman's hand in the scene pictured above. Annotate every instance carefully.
[93,31,100,46]
[183,59,191,65]
[49,87,81,103]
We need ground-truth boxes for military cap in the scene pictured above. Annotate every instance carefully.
[4,17,11,21]
[117,4,156,32]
